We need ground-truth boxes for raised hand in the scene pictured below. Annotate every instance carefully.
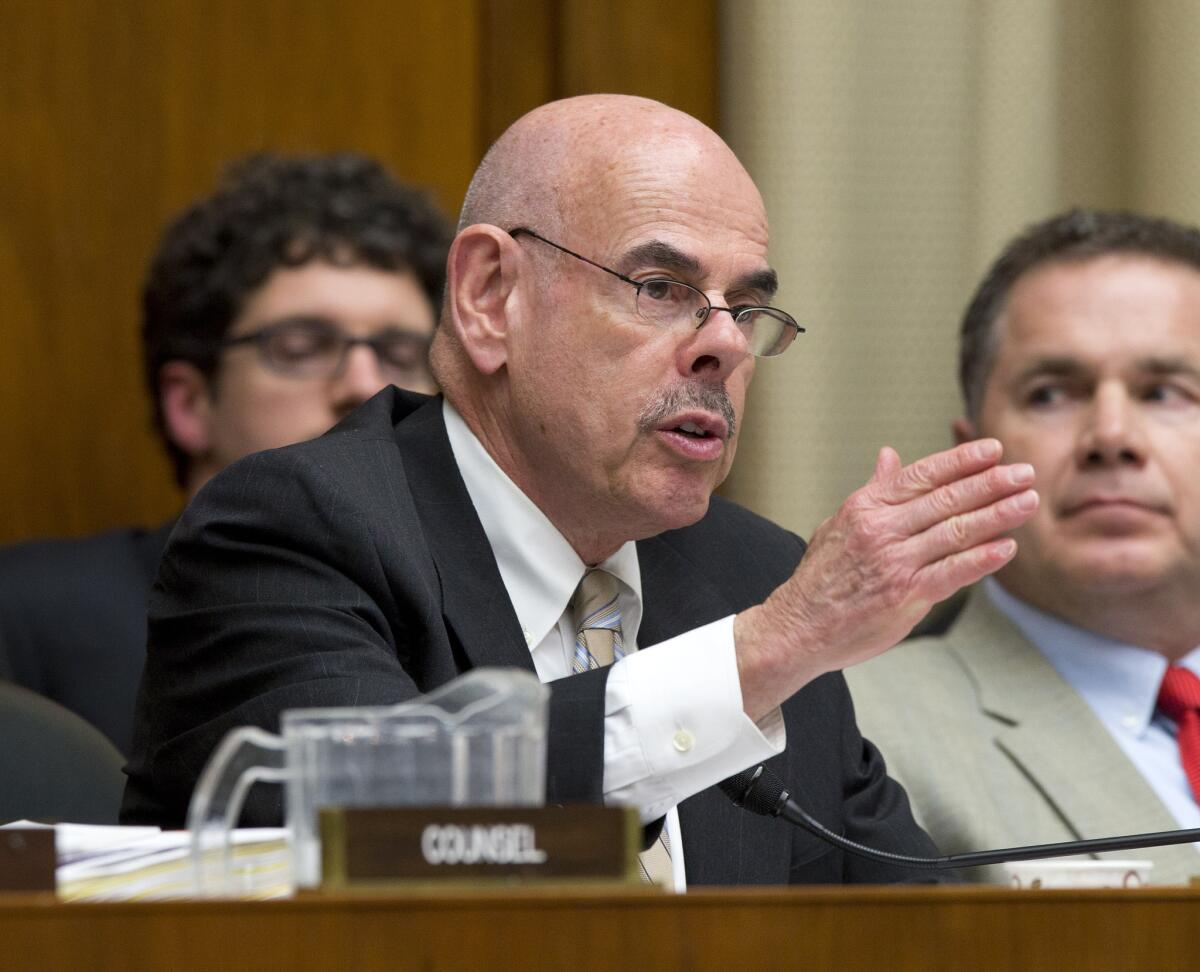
[735,438,1037,720]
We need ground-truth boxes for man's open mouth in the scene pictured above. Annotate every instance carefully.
[674,421,714,439]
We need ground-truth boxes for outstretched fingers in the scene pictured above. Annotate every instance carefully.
[915,536,1020,605]
[871,439,1004,504]
[907,487,1038,570]
[890,461,1036,538]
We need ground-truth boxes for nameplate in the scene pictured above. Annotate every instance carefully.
[319,806,640,889]
[0,829,55,893]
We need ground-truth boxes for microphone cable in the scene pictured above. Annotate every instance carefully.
[719,765,1200,870]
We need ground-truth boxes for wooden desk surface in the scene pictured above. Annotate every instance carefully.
[3,884,1197,971]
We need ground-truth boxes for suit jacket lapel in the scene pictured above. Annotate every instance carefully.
[951,592,1195,882]
[392,396,534,674]
[637,532,733,646]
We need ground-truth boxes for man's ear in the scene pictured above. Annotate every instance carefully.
[951,416,978,445]
[158,361,216,459]
[445,225,522,375]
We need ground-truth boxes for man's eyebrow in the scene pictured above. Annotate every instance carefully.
[619,240,703,278]
[235,313,338,335]
[1010,357,1088,384]
[1140,355,1200,377]
[619,239,780,300]
[261,313,335,326]
[732,268,779,301]
[1011,355,1200,386]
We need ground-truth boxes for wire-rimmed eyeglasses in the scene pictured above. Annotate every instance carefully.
[508,227,804,357]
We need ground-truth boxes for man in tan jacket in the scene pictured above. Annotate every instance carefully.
[848,209,1200,884]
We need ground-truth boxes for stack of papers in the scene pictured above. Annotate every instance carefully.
[2,821,291,901]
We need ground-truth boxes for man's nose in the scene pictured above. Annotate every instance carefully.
[331,344,391,412]
[676,302,752,383]
[1076,383,1146,467]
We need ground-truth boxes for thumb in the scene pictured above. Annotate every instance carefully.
[873,446,902,482]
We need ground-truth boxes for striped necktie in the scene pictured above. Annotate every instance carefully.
[571,569,625,673]
[570,569,673,888]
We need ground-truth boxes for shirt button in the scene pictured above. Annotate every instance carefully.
[672,730,694,753]
[1121,714,1139,730]
[523,628,533,646]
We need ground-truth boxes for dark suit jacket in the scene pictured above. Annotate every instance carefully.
[0,522,172,754]
[123,389,938,883]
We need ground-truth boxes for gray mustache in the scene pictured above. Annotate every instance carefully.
[638,385,737,440]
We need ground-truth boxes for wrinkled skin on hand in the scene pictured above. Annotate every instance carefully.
[735,438,1038,720]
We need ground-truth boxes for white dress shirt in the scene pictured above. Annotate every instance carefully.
[985,578,1200,837]
[443,401,785,890]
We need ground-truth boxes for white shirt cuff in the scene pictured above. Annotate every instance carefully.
[602,615,786,823]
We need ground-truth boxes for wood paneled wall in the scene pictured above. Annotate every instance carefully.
[0,0,715,543]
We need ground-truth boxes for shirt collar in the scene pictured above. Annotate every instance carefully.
[983,577,1200,736]
[442,399,642,650]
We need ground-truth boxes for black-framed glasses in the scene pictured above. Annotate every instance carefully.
[221,318,432,379]
[508,227,804,357]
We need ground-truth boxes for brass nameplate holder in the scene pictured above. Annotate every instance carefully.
[319,805,641,890]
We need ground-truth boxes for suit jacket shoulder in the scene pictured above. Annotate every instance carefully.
[846,588,1200,884]
[124,390,608,827]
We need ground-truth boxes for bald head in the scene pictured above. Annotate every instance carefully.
[434,95,775,562]
[434,95,769,391]
[458,95,762,240]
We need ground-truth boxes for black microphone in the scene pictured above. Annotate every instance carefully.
[719,765,1200,870]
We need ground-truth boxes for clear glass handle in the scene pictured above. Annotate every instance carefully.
[187,725,288,896]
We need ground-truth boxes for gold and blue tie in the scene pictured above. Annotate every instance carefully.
[570,569,673,887]
[571,569,625,673]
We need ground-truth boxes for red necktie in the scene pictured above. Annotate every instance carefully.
[1157,666,1200,803]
